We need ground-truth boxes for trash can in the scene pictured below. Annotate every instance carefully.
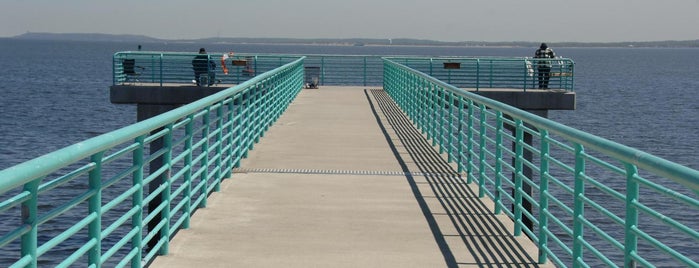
[304,66,320,89]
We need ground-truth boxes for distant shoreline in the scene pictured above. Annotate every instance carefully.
[8,32,699,48]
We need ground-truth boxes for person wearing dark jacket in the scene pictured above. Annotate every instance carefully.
[534,43,556,89]
[192,48,216,86]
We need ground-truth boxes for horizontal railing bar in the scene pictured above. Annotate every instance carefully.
[1,57,305,193]
[579,237,618,267]
[101,206,140,239]
[0,224,31,248]
[0,190,31,214]
[37,212,96,256]
[101,227,140,265]
[37,189,94,225]
[634,201,699,239]
[37,163,95,194]
[101,185,139,214]
[631,226,697,267]
[635,175,699,208]
[56,238,97,268]
[384,57,698,267]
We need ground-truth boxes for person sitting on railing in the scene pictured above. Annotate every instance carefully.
[192,48,216,86]
[534,43,556,89]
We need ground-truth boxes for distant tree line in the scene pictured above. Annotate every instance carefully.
[12,32,699,48]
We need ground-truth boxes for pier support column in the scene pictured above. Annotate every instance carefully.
[111,84,228,254]
[472,89,574,239]
[506,110,547,237]
[137,104,180,251]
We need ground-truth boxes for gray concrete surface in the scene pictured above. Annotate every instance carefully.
[149,86,551,267]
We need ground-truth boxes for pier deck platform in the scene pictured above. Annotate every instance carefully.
[150,86,551,267]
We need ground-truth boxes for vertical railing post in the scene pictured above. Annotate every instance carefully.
[112,54,117,85]
[159,54,164,87]
[131,136,146,267]
[466,99,475,184]
[624,164,640,268]
[494,112,504,215]
[429,58,434,76]
[457,96,465,173]
[538,130,550,264]
[214,103,224,192]
[21,180,41,268]
[159,124,173,255]
[438,87,446,153]
[183,116,194,230]
[225,99,235,179]
[132,136,145,268]
[199,109,210,208]
[513,119,525,236]
[475,59,481,91]
[570,61,575,91]
[252,84,262,145]
[572,144,586,268]
[321,56,325,85]
[149,54,155,84]
[489,59,494,88]
[425,83,433,140]
[363,56,367,86]
[432,85,440,146]
[237,92,247,161]
[446,91,454,162]
[477,104,487,197]
[88,152,104,267]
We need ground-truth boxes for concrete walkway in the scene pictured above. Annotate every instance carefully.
[150,86,549,267]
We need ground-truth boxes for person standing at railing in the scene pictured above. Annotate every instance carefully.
[192,48,217,86]
[534,43,556,89]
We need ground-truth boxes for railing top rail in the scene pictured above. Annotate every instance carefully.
[114,51,575,61]
[0,56,306,195]
[385,55,575,61]
[383,58,698,191]
[115,51,385,58]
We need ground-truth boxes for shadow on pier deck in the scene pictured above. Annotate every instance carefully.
[150,86,552,267]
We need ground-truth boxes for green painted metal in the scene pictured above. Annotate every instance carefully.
[0,57,304,267]
[386,56,575,91]
[383,58,699,267]
[113,52,385,87]
[572,144,585,268]
[514,119,525,236]
[538,129,551,264]
[3,53,696,267]
[114,52,573,91]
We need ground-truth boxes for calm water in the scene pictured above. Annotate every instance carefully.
[1,39,698,266]
[1,40,698,170]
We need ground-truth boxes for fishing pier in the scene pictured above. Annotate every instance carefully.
[0,52,697,267]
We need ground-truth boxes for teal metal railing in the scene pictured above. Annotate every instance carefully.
[383,58,698,267]
[387,56,575,91]
[113,52,384,87]
[113,52,298,86]
[0,57,304,267]
[114,52,571,91]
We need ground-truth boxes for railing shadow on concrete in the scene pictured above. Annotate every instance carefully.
[383,58,698,267]
[367,89,541,267]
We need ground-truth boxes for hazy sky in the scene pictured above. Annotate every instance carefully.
[2,0,698,42]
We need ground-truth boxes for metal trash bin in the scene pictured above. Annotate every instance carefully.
[304,66,320,89]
